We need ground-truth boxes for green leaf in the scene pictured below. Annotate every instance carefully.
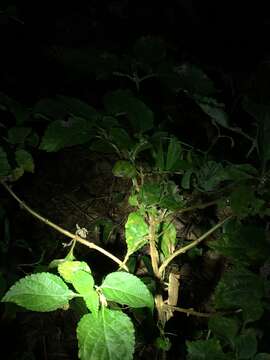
[33,96,98,122]
[209,223,270,265]
[77,308,135,360]
[125,211,149,255]
[1,273,76,312]
[0,147,11,177]
[159,181,185,210]
[56,95,99,121]
[165,137,182,171]
[100,272,154,310]
[58,261,91,283]
[174,64,216,96]
[69,269,99,316]
[214,267,264,322]
[160,221,177,258]
[112,160,137,178]
[40,118,94,152]
[254,354,270,360]
[70,270,94,294]
[138,183,162,206]
[235,331,258,359]
[208,315,239,344]
[104,90,154,133]
[195,161,228,191]
[110,127,133,151]
[8,127,32,145]
[83,291,100,317]
[228,186,265,218]
[186,338,229,360]
[197,100,229,128]
[15,149,34,173]
[181,169,195,189]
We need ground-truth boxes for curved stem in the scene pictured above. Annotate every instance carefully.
[1,180,128,271]
[158,215,233,277]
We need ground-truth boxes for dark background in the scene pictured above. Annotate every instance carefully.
[1,1,270,102]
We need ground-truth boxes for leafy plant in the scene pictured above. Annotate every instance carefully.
[1,35,270,359]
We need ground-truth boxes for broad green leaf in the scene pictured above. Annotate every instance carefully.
[138,183,162,206]
[198,101,229,128]
[174,64,216,96]
[214,267,264,322]
[104,90,154,133]
[125,211,149,255]
[112,160,137,178]
[8,127,32,144]
[160,221,177,258]
[208,315,239,344]
[68,269,99,315]
[159,181,185,210]
[83,290,100,317]
[224,164,258,181]
[33,98,70,120]
[1,272,76,312]
[10,167,24,181]
[0,147,11,177]
[235,331,258,359]
[110,127,133,151]
[254,354,270,360]
[181,169,195,189]
[15,149,34,173]
[166,137,182,171]
[209,223,270,265]
[40,118,94,151]
[34,96,98,122]
[186,338,229,360]
[228,186,265,218]
[77,308,135,360]
[56,95,99,121]
[58,261,91,283]
[70,269,94,294]
[100,272,154,310]
[196,161,228,191]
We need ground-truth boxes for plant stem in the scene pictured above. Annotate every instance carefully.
[177,200,218,214]
[158,215,233,277]
[0,180,128,271]
[163,304,212,317]
[148,214,160,279]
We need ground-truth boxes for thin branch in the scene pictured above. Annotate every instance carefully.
[158,215,233,276]
[0,180,128,271]
[163,304,242,318]
[177,200,218,214]
[163,304,212,318]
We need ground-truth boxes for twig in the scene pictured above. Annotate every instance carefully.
[163,304,212,318]
[177,200,218,214]
[0,180,128,271]
[163,304,242,318]
[158,215,233,276]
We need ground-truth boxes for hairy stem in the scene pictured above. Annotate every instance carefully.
[158,215,233,277]
[1,180,128,271]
